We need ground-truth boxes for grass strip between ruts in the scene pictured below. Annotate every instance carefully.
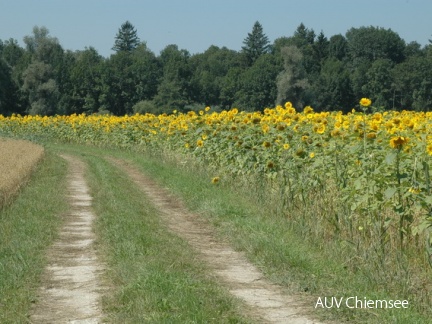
[83,152,253,323]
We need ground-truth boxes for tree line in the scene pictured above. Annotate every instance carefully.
[1,21,432,116]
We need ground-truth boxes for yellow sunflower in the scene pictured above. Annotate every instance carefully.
[389,136,409,149]
[426,143,432,156]
[359,98,372,107]
[262,141,271,148]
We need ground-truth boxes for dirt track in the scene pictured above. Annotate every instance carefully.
[30,155,105,323]
[30,154,326,323]
[109,157,324,324]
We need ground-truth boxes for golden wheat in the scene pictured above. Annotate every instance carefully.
[0,138,45,208]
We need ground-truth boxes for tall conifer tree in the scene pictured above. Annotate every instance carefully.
[112,21,140,52]
[241,21,270,65]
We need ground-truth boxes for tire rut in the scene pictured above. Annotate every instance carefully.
[30,154,105,324]
[108,157,325,324]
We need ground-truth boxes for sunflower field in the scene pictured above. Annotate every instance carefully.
[1,99,432,277]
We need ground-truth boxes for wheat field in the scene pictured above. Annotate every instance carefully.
[0,138,44,208]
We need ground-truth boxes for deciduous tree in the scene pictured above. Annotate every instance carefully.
[346,26,406,63]
[153,45,192,112]
[21,61,58,115]
[68,47,103,114]
[190,45,244,107]
[21,26,62,115]
[235,54,278,111]
[276,46,309,108]
[312,58,354,111]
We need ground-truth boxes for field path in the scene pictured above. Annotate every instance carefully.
[109,157,325,324]
[30,154,105,323]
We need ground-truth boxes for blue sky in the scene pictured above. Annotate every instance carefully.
[1,0,431,57]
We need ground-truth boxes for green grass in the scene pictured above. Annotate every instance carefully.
[0,152,68,323]
[78,151,253,323]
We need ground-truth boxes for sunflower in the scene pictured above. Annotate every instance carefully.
[392,117,402,126]
[266,161,275,169]
[313,124,326,134]
[284,101,293,109]
[196,139,204,147]
[262,141,271,148]
[277,124,286,131]
[286,107,296,114]
[252,117,261,124]
[211,177,220,184]
[389,136,409,149]
[426,143,432,156]
[330,129,342,137]
[408,186,421,194]
[295,148,306,158]
[366,132,377,139]
[359,98,372,107]
[372,112,382,121]
[369,122,380,131]
[303,106,314,114]
[261,124,270,133]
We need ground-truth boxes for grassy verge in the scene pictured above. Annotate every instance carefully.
[78,151,253,323]
[0,152,68,323]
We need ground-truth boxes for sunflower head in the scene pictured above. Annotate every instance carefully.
[284,101,293,109]
[266,161,275,169]
[313,124,326,134]
[303,106,314,114]
[426,143,432,156]
[366,132,377,139]
[389,136,409,149]
[262,141,271,148]
[211,177,220,184]
[277,124,286,131]
[331,129,342,137]
[252,117,261,124]
[360,98,372,107]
